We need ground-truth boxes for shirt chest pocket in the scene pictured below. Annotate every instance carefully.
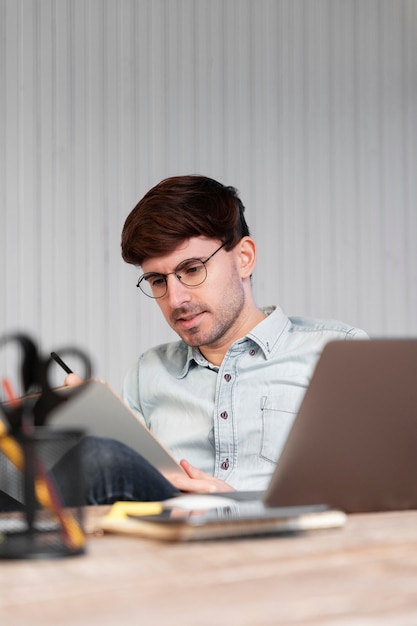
[260,395,299,464]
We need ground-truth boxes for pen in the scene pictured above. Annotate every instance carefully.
[50,351,73,374]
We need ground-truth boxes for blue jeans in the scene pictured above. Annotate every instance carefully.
[52,436,180,505]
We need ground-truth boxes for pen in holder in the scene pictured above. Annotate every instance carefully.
[0,427,86,559]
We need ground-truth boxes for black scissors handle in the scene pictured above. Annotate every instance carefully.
[0,333,93,428]
[0,333,40,429]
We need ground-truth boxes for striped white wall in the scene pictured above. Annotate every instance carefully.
[1,0,416,393]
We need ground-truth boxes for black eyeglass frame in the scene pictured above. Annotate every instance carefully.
[136,241,228,299]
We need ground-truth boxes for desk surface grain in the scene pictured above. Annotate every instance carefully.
[1,508,417,625]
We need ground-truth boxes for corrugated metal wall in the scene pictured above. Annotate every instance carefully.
[1,0,416,393]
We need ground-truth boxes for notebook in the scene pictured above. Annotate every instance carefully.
[48,379,186,481]
[97,499,347,541]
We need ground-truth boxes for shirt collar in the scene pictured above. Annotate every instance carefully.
[178,306,290,377]
[245,306,290,358]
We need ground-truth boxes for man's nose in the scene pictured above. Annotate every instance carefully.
[165,274,191,307]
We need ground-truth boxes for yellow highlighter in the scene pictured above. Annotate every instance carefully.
[104,501,164,521]
[98,501,164,535]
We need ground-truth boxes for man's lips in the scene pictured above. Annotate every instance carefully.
[174,311,205,329]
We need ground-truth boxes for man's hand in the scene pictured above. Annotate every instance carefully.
[164,459,236,493]
[64,373,85,387]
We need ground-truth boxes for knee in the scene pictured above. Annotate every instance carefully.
[80,436,135,469]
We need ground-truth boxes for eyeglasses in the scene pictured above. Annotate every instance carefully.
[137,242,228,299]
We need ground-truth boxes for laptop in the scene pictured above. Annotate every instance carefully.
[52,338,417,516]
[263,338,417,513]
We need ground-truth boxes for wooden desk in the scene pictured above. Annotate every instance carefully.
[1,508,417,625]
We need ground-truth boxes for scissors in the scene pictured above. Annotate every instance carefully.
[0,332,92,429]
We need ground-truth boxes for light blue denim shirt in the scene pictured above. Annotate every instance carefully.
[123,307,368,491]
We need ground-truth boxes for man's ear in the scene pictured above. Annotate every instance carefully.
[236,236,257,278]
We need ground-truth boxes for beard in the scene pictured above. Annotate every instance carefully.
[169,279,246,349]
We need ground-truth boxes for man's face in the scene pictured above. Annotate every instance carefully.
[140,237,248,351]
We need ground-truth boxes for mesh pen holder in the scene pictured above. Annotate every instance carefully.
[0,428,86,559]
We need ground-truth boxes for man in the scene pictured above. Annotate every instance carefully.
[67,174,367,503]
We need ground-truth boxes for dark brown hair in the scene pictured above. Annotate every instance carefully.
[121,175,250,266]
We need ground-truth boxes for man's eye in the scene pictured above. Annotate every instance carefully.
[146,275,165,287]
[182,262,203,276]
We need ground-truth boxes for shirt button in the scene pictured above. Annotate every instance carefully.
[221,459,230,470]
[249,348,256,356]
[220,411,228,420]
[224,373,232,382]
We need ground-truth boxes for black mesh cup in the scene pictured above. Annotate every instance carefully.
[0,428,86,559]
